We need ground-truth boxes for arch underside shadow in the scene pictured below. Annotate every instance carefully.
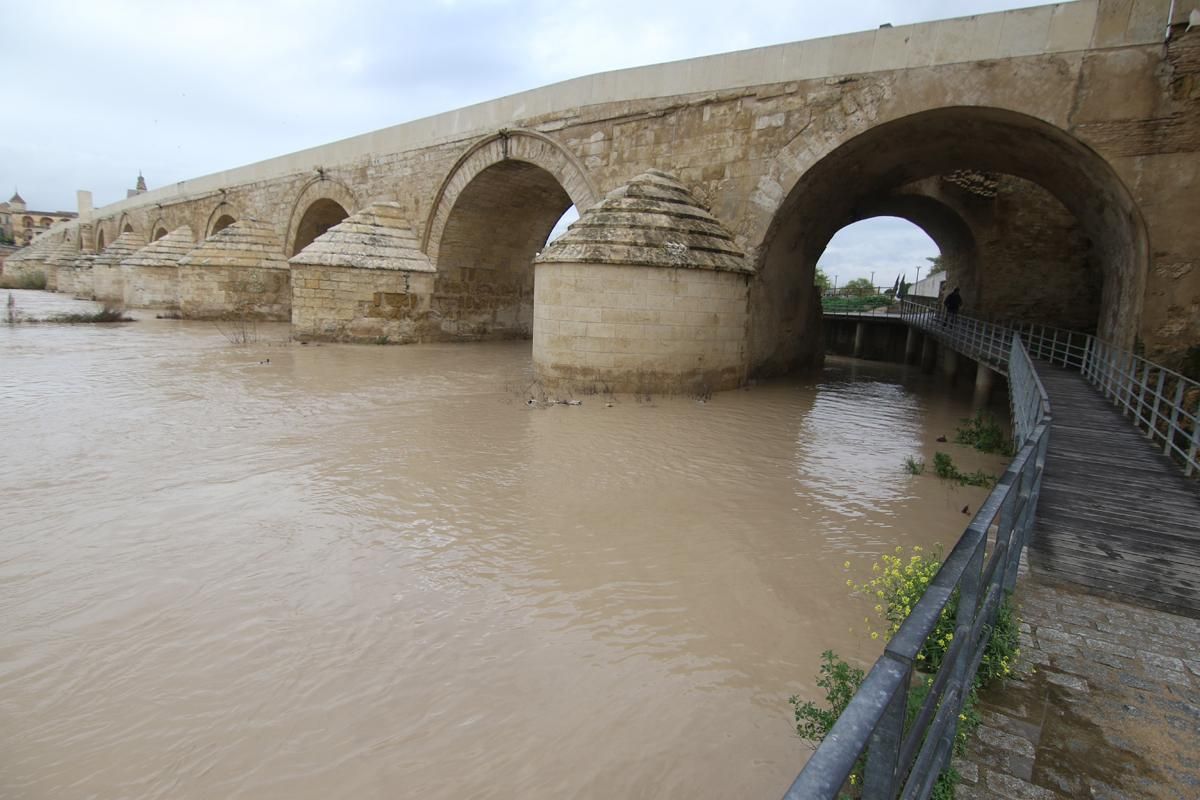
[206,202,240,237]
[751,106,1148,376]
[434,159,573,339]
[285,178,357,257]
[423,129,599,264]
[291,198,349,256]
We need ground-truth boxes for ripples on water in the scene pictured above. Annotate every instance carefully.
[0,290,1008,798]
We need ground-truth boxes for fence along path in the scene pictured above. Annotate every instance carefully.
[1030,362,1200,617]
[897,301,1200,617]
[787,303,1199,799]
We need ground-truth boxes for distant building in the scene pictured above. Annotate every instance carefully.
[911,272,946,299]
[0,191,78,246]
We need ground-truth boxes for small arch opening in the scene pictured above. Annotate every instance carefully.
[152,227,168,242]
[211,215,236,236]
[291,198,349,256]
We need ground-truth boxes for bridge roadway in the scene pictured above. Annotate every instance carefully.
[1029,363,1200,618]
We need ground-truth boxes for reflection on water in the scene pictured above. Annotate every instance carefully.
[0,291,1007,799]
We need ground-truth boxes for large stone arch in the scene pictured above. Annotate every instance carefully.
[205,201,241,238]
[284,177,357,257]
[422,128,600,264]
[748,101,1150,375]
[117,213,136,235]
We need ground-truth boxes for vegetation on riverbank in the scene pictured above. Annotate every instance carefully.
[790,546,1021,798]
[954,413,1014,456]
[822,294,893,314]
[50,306,133,323]
[4,291,133,324]
[932,452,996,488]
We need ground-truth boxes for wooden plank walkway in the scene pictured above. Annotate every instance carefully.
[1029,362,1200,618]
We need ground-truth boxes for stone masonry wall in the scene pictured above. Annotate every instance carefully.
[178,266,290,321]
[533,262,750,393]
[121,265,179,309]
[291,267,436,342]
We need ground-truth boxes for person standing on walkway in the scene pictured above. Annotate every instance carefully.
[943,287,962,326]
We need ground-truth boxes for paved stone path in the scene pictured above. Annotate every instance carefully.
[956,572,1200,799]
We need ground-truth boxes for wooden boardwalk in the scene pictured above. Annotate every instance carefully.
[1029,362,1200,618]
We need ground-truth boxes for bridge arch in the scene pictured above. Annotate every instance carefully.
[150,218,169,241]
[422,129,600,263]
[749,105,1149,375]
[96,226,106,251]
[117,213,136,235]
[284,177,356,256]
[848,192,977,286]
[205,201,240,238]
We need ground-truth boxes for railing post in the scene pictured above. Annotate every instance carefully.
[1187,405,1200,478]
[1149,369,1166,445]
[1136,361,1151,434]
[863,659,910,799]
[999,475,1022,593]
[954,540,985,688]
[1166,379,1185,459]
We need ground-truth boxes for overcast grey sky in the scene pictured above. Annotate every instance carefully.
[2,0,1054,283]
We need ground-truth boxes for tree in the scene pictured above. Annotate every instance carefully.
[814,267,831,292]
[926,255,946,275]
[843,277,875,297]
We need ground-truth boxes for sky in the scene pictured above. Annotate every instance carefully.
[2,0,1054,284]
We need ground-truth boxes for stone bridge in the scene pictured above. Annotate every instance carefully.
[11,0,1199,392]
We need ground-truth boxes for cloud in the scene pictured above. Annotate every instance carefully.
[3,0,1054,293]
[817,218,940,287]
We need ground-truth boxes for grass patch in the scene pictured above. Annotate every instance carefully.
[954,412,1014,456]
[0,271,48,290]
[903,456,926,475]
[933,451,996,488]
[822,294,892,314]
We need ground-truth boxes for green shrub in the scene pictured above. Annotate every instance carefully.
[822,294,892,314]
[904,456,926,475]
[790,650,866,748]
[932,451,996,488]
[933,452,955,480]
[954,413,1014,456]
[790,650,866,795]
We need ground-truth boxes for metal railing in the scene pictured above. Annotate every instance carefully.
[900,301,1200,476]
[785,333,1051,798]
[899,299,1013,371]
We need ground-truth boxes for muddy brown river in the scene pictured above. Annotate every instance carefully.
[0,290,1008,799]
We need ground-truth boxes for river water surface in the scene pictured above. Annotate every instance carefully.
[0,290,1008,799]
